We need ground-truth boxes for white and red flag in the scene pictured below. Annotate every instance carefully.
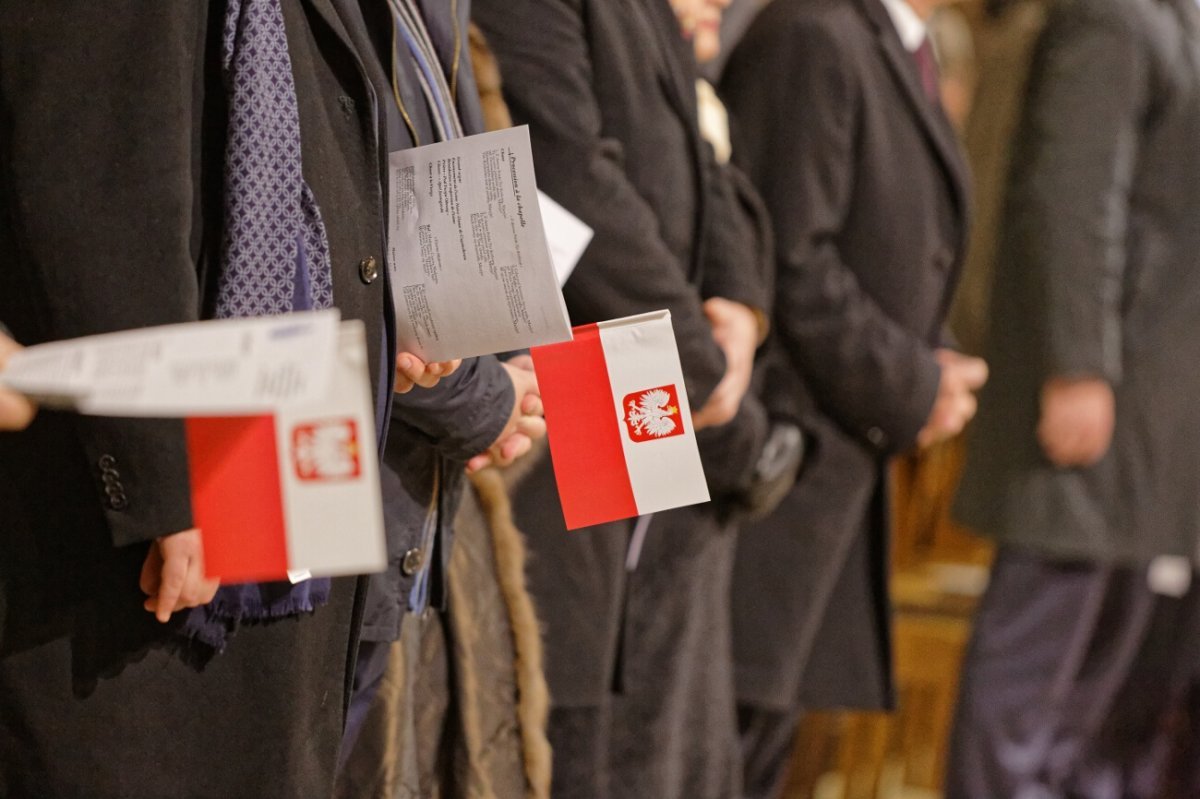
[0,312,387,584]
[187,322,386,583]
[531,310,710,530]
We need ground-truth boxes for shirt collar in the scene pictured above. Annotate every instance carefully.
[879,0,927,52]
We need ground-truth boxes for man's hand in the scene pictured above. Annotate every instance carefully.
[467,355,546,473]
[0,332,36,431]
[395,353,462,394]
[917,349,989,448]
[139,529,220,623]
[1038,377,1115,467]
[692,298,759,431]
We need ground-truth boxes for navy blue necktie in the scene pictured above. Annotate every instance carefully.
[216,0,334,317]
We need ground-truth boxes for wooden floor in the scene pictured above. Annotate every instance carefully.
[778,440,992,799]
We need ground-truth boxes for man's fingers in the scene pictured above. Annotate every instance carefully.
[515,415,547,442]
[395,354,429,392]
[0,390,36,432]
[466,453,494,474]
[176,554,209,608]
[154,553,188,623]
[498,433,532,464]
[140,542,163,597]
[955,357,989,390]
[437,359,462,377]
[521,393,543,417]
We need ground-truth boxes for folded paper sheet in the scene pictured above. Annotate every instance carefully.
[387,126,573,361]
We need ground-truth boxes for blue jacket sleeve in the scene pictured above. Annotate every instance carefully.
[389,354,514,463]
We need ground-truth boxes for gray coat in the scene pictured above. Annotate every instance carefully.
[956,0,1200,565]
[721,0,969,711]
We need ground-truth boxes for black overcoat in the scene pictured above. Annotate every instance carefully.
[721,0,970,711]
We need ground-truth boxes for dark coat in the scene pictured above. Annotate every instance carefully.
[0,2,389,795]
[721,0,970,711]
[474,0,772,794]
[955,0,1200,564]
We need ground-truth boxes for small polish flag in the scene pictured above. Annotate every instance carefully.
[186,322,386,583]
[531,310,710,530]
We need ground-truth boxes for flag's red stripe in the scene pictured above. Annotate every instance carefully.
[186,416,290,582]
[532,323,638,530]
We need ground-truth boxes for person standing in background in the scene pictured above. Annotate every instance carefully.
[474,0,796,795]
[720,0,983,794]
[949,0,1200,794]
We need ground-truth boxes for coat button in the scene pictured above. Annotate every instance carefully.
[401,547,424,576]
[867,427,887,448]
[107,493,129,511]
[359,256,379,285]
[98,454,117,470]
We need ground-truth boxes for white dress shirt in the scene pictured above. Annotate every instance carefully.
[879,0,927,52]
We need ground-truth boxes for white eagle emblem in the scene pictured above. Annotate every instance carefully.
[626,388,679,439]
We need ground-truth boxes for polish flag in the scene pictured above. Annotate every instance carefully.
[531,310,710,530]
[186,322,386,583]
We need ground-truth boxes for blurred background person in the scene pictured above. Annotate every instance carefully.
[949,0,1200,794]
[948,0,1051,358]
[474,0,800,795]
[719,0,985,794]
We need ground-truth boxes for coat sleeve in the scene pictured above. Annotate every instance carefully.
[722,17,941,453]
[0,6,212,546]
[390,355,514,463]
[1010,1,1149,384]
[471,0,728,406]
[698,148,774,323]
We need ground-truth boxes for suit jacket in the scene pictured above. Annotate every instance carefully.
[0,1,392,666]
[722,0,969,710]
[473,0,773,708]
[956,0,1200,564]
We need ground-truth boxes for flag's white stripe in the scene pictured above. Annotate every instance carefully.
[277,324,387,577]
[598,311,710,516]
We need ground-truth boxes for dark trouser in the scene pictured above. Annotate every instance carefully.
[947,547,1200,799]
[338,637,394,772]
[737,703,804,799]
[547,705,612,799]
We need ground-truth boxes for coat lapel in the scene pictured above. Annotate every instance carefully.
[856,0,969,226]
[642,0,701,127]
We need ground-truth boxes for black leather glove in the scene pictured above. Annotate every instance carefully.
[730,421,804,522]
